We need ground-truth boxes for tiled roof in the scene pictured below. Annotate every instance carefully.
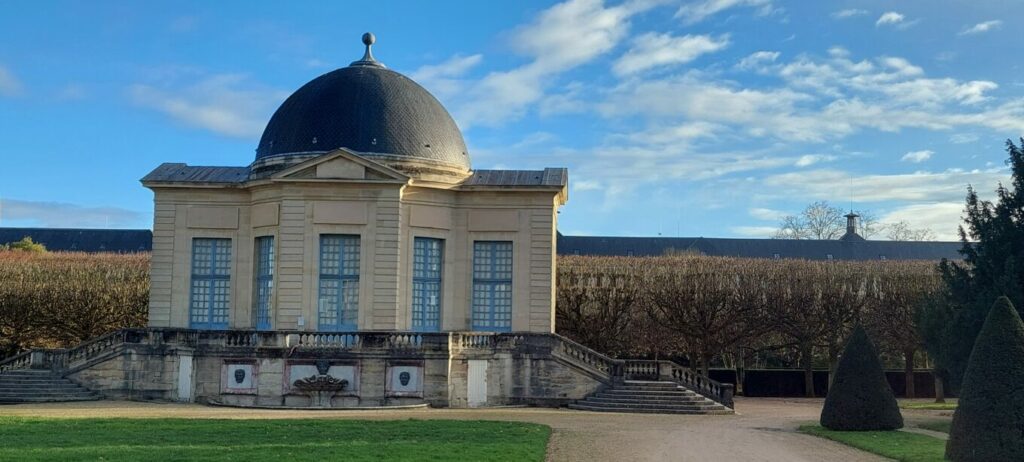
[557,234,964,261]
[141,163,250,184]
[461,168,567,188]
[0,228,152,253]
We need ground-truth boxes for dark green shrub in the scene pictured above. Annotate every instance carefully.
[946,297,1024,461]
[820,325,903,430]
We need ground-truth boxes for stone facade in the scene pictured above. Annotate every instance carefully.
[143,150,567,334]
[59,329,611,408]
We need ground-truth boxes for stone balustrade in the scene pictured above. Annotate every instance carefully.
[0,327,734,408]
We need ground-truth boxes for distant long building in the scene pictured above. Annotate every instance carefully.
[557,214,963,261]
[0,227,152,253]
[1,213,964,260]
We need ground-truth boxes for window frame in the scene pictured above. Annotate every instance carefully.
[471,241,513,332]
[411,237,444,332]
[317,234,361,331]
[189,237,232,330]
[253,236,275,330]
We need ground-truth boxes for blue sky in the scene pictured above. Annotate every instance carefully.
[1,0,1021,240]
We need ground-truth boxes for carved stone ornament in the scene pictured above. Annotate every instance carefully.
[234,368,246,384]
[315,359,331,376]
[293,375,348,392]
[399,371,411,386]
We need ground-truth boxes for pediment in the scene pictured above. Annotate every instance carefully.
[271,149,408,182]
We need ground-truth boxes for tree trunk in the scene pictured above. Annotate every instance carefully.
[933,372,946,404]
[827,344,840,391]
[735,348,745,396]
[701,352,711,378]
[801,340,815,398]
[904,348,916,399]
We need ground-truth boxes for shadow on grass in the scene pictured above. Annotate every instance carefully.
[799,424,945,462]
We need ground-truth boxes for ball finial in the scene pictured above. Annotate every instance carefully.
[362,32,375,46]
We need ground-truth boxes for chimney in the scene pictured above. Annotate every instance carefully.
[840,212,865,241]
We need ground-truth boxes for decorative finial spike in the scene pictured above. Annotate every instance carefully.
[350,32,385,68]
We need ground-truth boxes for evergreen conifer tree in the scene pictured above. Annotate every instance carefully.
[946,297,1024,461]
[820,325,903,430]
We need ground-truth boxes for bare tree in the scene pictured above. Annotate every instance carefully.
[772,201,848,240]
[885,220,936,241]
[856,210,883,239]
[772,215,809,239]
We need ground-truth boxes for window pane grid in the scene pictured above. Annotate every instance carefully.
[412,238,443,332]
[190,238,231,329]
[254,236,274,330]
[471,241,512,332]
[319,235,360,331]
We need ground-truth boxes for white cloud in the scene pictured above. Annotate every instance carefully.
[749,207,785,220]
[950,133,979,144]
[959,20,1002,36]
[832,9,867,19]
[573,179,602,191]
[613,33,729,76]
[451,0,656,127]
[410,54,483,82]
[410,54,483,100]
[794,154,834,167]
[675,0,774,25]
[0,198,146,228]
[129,74,289,139]
[876,11,905,27]
[878,202,965,241]
[901,150,934,163]
[730,225,778,237]
[0,65,24,97]
[762,167,1007,203]
[736,50,779,71]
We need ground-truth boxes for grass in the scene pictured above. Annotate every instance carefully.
[799,425,946,462]
[899,400,957,411]
[917,420,952,434]
[0,417,551,462]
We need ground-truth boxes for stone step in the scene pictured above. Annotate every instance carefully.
[613,386,688,392]
[568,403,732,415]
[0,370,100,403]
[0,384,86,392]
[577,400,725,410]
[0,395,102,404]
[600,390,699,398]
[587,396,710,405]
[0,379,78,386]
[0,389,98,397]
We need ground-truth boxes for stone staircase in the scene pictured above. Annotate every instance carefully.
[0,369,101,404]
[569,380,733,414]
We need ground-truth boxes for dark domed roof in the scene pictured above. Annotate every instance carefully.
[255,34,469,171]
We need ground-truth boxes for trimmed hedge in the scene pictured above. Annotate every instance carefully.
[820,325,903,431]
[946,297,1024,461]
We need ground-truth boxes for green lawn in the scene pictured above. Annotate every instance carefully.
[918,420,952,434]
[0,417,551,462]
[799,425,946,462]
[900,400,958,411]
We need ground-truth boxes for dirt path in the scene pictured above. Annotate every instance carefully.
[0,398,896,461]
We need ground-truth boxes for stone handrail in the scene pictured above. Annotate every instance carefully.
[0,350,32,373]
[555,335,622,377]
[61,329,147,370]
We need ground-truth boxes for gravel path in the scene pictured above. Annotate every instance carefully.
[0,398,911,461]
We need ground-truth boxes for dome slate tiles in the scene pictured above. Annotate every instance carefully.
[255,34,469,171]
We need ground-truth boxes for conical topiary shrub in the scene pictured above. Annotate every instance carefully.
[946,296,1024,461]
[820,325,903,430]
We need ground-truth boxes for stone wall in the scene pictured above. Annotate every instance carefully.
[60,330,609,409]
